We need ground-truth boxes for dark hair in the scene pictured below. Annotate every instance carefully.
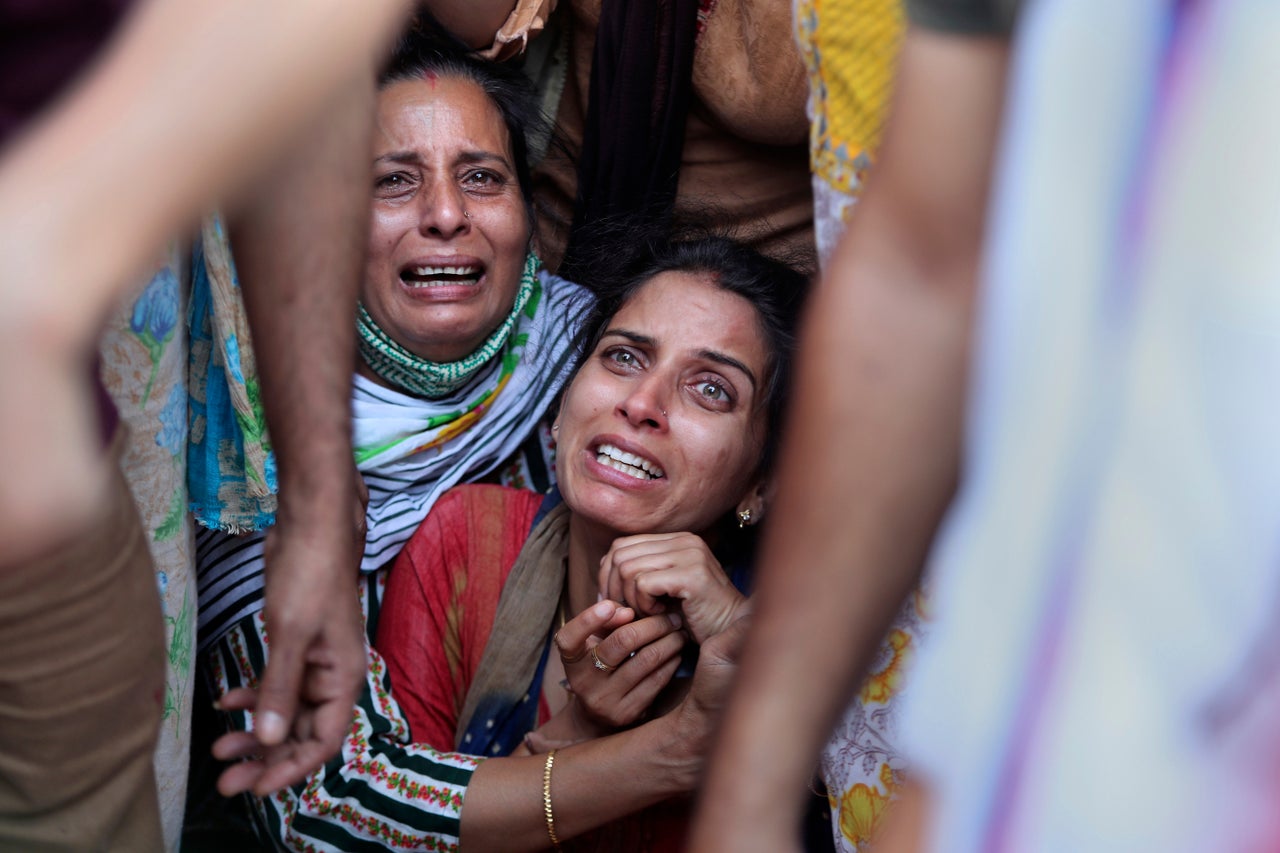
[378,30,546,229]
[573,234,811,478]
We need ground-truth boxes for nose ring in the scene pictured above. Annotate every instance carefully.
[463,209,472,219]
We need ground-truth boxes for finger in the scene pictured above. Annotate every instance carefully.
[612,552,668,616]
[218,760,267,797]
[609,541,713,614]
[596,644,685,726]
[599,552,626,609]
[554,600,624,662]
[217,686,259,713]
[600,605,635,633]
[614,630,685,690]
[633,566,711,606]
[600,534,688,604]
[254,618,306,746]
[306,689,359,771]
[254,739,333,796]
[579,632,685,724]
[619,646,684,710]
[212,730,265,761]
[606,532,687,554]
[592,613,683,669]
[623,570,665,617]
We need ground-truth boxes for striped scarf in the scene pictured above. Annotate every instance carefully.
[196,268,591,650]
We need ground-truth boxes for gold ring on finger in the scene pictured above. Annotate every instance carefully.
[590,645,618,673]
[554,632,589,664]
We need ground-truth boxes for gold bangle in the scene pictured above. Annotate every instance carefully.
[542,748,562,850]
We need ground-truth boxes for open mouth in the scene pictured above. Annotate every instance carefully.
[594,442,664,480]
[400,263,483,287]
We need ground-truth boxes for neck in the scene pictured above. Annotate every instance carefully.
[565,513,619,617]
[355,252,538,399]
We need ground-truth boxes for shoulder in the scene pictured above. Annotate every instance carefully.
[429,482,540,520]
[397,485,544,578]
[431,484,545,538]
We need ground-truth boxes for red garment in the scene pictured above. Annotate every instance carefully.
[377,483,692,852]
[376,484,543,750]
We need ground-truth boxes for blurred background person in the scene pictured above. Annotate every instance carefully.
[0,0,412,846]
[421,0,815,275]
[695,0,1280,851]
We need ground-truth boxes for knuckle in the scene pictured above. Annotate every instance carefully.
[632,644,665,670]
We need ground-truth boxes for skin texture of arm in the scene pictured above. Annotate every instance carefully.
[0,0,410,565]
[687,28,1009,853]
[459,616,748,850]
[219,72,373,787]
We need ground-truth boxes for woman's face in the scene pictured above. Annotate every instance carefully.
[363,76,530,364]
[556,271,770,537]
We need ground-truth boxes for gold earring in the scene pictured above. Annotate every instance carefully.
[737,508,752,529]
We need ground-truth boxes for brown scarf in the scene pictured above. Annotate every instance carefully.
[454,501,571,747]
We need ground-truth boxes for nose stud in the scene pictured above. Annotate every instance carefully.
[463,210,472,219]
[661,408,667,417]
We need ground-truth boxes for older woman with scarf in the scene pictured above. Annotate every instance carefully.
[190,39,589,846]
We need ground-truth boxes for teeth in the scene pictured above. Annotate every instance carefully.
[412,265,480,276]
[595,443,664,479]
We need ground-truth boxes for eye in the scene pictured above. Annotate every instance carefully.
[697,381,726,400]
[695,380,729,402]
[603,346,638,369]
[374,171,415,198]
[462,169,506,192]
[690,376,736,410]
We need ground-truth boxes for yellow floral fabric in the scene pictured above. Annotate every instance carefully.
[820,591,927,852]
[794,0,905,265]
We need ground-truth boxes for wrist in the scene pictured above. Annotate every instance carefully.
[648,710,705,794]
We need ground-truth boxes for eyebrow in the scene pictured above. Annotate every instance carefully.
[602,328,758,390]
[375,150,513,170]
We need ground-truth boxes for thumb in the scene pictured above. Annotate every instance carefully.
[560,599,630,653]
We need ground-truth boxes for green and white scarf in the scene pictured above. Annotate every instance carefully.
[356,253,537,399]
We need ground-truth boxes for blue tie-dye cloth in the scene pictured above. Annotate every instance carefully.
[187,215,277,533]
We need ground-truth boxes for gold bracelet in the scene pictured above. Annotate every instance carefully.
[542,748,562,850]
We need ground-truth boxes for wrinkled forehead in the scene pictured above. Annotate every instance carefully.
[608,272,769,380]
[373,76,512,158]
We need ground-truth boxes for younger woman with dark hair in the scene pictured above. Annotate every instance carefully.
[373,236,810,850]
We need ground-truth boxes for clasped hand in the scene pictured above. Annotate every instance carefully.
[542,532,749,744]
[599,532,749,644]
